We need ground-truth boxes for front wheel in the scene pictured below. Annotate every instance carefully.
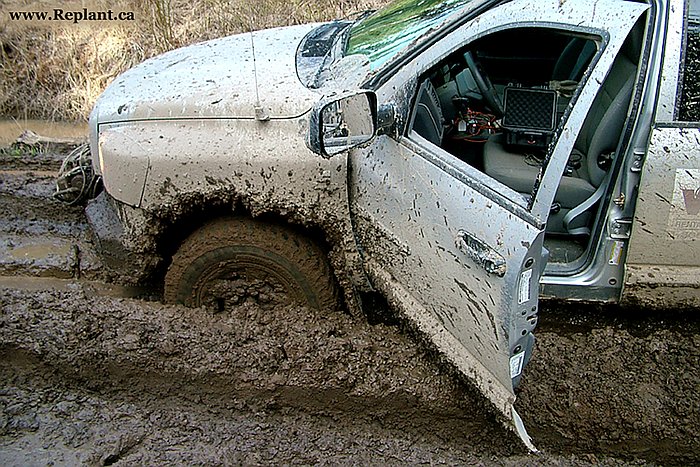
[163,218,338,311]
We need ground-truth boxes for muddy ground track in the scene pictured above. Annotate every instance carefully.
[0,142,698,465]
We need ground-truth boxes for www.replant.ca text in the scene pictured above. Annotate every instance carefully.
[8,9,135,24]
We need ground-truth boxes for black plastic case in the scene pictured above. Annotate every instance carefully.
[502,87,557,149]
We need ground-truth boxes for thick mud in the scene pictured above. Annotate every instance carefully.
[0,138,698,465]
[519,307,700,465]
[2,286,688,466]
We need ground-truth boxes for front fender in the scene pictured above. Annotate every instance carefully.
[94,117,372,311]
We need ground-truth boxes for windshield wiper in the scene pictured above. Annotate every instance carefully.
[310,22,353,87]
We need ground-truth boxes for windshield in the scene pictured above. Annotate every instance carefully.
[345,0,485,71]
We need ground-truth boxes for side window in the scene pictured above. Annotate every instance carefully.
[408,24,643,262]
[679,2,699,121]
[408,28,602,235]
[409,28,597,172]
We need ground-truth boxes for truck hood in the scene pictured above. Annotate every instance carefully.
[91,24,321,123]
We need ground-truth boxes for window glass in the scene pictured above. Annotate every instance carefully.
[679,0,700,121]
[346,0,479,71]
[407,25,640,253]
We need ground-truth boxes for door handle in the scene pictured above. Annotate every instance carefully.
[456,230,506,277]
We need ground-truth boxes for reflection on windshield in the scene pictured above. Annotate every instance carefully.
[346,0,477,70]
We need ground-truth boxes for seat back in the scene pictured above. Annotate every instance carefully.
[412,79,444,146]
[561,30,641,235]
[575,54,637,187]
[576,19,643,186]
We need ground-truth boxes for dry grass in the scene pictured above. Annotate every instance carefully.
[1,0,388,122]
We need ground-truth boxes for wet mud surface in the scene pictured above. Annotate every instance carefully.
[519,307,700,465]
[0,142,102,280]
[3,288,690,466]
[0,141,698,465]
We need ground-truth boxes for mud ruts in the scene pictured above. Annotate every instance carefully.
[0,143,102,279]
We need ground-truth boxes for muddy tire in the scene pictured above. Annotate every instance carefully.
[164,218,338,311]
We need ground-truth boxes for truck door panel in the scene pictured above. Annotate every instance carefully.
[349,0,648,449]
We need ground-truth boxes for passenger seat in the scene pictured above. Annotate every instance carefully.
[483,52,637,234]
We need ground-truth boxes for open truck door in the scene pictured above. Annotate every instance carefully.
[339,0,649,449]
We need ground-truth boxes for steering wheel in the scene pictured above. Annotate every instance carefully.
[464,51,504,117]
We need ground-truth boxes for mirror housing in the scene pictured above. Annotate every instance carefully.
[377,103,398,137]
[308,91,378,158]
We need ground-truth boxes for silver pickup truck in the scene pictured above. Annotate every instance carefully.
[58,0,699,450]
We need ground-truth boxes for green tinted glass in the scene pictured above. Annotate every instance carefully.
[346,0,476,70]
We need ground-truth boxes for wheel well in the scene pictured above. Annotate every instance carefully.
[151,201,336,292]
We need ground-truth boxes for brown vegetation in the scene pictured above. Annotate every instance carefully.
[1,0,388,122]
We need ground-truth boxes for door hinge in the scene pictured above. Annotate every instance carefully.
[610,217,632,239]
[630,149,646,173]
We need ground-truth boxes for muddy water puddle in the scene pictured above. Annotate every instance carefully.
[0,119,87,146]
[6,239,73,260]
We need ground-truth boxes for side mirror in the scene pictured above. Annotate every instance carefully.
[308,91,378,158]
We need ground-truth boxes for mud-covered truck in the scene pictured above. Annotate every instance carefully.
[55,0,699,450]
